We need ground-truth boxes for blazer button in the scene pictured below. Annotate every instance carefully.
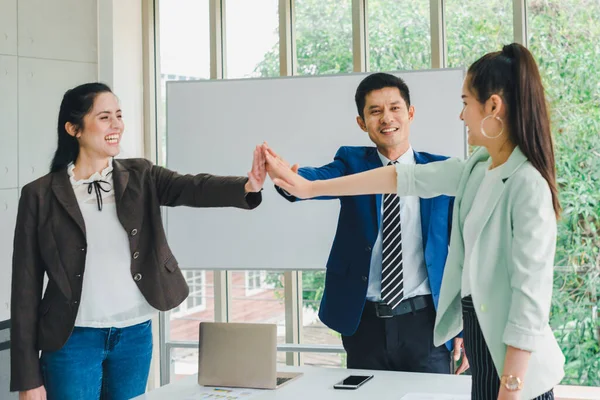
[361,276,368,282]
[75,274,82,278]
[73,300,79,305]
[133,273,142,282]
[133,251,140,259]
[80,247,86,252]
[365,246,372,252]
[480,304,487,313]
[131,228,138,236]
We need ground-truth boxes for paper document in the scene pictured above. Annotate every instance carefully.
[183,386,263,400]
[399,394,470,400]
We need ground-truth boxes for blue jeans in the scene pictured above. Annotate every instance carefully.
[41,320,153,400]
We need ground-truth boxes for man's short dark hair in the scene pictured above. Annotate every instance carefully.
[354,73,411,119]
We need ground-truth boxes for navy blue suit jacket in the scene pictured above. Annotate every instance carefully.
[276,146,455,350]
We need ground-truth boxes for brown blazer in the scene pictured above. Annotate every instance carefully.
[10,158,261,392]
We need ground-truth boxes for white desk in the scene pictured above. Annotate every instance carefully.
[135,366,472,400]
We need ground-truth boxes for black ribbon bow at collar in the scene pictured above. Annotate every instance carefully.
[86,176,112,211]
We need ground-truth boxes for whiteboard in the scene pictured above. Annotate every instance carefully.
[166,70,466,270]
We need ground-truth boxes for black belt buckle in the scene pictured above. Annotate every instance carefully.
[375,302,394,318]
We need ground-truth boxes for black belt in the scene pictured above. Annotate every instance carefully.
[363,295,433,318]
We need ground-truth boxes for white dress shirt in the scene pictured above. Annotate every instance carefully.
[366,147,431,301]
[69,162,157,328]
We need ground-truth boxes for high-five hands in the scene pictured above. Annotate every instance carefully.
[262,144,314,199]
[245,145,267,193]
[261,143,299,180]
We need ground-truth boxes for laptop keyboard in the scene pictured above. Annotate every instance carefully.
[276,377,292,386]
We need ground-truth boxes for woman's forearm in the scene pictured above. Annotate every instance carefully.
[311,165,397,197]
[499,345,531,397]
[503,345,531,375]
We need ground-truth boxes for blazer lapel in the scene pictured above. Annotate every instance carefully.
[112,159,137,230]
[434,147,492,329]
[464,146,529,258]
[51,170,86,236]
[112,159,129,205]
[365,148,384,228]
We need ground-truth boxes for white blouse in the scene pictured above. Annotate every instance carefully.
[69,162,157,328]
[461,159,507,297]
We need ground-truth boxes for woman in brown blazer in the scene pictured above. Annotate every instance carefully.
[11,82,265,400]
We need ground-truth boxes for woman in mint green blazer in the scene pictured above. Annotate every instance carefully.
[265,43,564,400]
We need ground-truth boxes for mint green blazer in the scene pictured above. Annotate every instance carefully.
[394,146,564,398]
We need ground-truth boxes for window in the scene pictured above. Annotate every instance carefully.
[226,0,279,78]
[293,0,353,75]
[368,0,431,71]
[167,270,214,383]
[230,271,285,353]
[158,0,210,79]
[171,271,206,316]
[301,271,345,367]
[245,270,270,295]
[157,0,210,165]
[528,0,600,386]
[168,271,215,345]
[445,0,513,69]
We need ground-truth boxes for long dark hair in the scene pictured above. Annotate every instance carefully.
[50,82,113,173]
[467,43,560,218]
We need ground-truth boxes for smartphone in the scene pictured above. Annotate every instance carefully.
[333,375,374,390]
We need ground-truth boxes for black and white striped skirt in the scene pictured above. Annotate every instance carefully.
[461,296,554,400]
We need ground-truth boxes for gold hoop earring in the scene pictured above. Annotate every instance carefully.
[480,115,504,139]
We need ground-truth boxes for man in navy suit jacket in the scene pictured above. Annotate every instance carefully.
[272,73,468,374]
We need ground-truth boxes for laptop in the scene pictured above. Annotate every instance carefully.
[197,322,302,389]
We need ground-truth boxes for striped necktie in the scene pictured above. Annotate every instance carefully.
[381,160,404,310]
